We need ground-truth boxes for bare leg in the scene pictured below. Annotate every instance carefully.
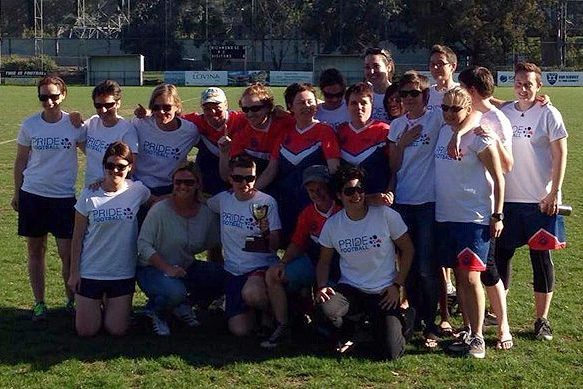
[56,237,74,301]
[265,266,288,325]
[458,269,484,337]
[27,236,47,303]
[75,294,102,336]
[535,292,553,319]
[486,280,511,340]
[103,294,133,336]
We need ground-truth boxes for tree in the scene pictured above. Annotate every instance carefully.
[303,0,404,53]
[396,0,557,69]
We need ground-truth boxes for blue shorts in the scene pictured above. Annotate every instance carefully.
[78,277,135,299]
[225,267,267,319]
[17,189,75,239]
[284,255,316,292]
[436,222,490,272]
[498,202,566,251]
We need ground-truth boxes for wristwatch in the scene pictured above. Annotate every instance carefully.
[491,212,504,221]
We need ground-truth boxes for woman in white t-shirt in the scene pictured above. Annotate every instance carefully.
[83,80,138,187]
[435,87,505,358]
[12,76,86,321]
[317,165,414,360]
[68,141,151,336]
[133,84,199,198]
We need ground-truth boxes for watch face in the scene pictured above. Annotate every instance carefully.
[492,213,504,221]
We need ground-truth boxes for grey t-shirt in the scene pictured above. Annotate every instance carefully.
[137,199,220,268]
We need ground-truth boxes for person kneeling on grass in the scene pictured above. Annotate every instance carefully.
[317,166,414,360]
[136,161,226,336]
[68,141,151,336]
[207,155,282,336]
[261,165,342,349]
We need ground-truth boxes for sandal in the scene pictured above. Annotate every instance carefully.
[438,321,454,337]
[496,336,514,350]
[423,331,440,350]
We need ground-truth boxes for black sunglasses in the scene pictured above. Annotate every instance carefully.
[38,94,61,102]
[343,185,365,196]
[399,90,422,98]
[174,179,196,186]
[322,91,345,99]
[441,104,465,113]
[152,104,174,112]
[231,174,256,183]
[241,105,265,113]
[104,162,130,171]
[94,101,116,110]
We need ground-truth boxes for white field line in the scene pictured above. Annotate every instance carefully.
[0,139,16,145]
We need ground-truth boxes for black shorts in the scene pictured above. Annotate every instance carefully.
[17,189,75,239]
[78,278,135,299]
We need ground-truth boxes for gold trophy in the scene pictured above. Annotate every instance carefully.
[244,204,270,252]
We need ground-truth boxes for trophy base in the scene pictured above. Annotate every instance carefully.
[243,236,271,253]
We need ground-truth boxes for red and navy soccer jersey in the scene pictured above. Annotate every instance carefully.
[272,121,340,243]
[337,120,390,193]
[291,203,342,260]
[182,111,246,195]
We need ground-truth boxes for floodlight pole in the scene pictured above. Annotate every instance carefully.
[34,0,44,70]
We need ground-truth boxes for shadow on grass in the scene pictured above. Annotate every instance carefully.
[1,306,384,371]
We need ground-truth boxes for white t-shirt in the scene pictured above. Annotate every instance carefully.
[501,103,568,203]
[427,83,460,112]
[480,107,513,151]
[319,206,408,294]
[207,190,281,276]
[435,125,495,224]
[388,109,444,204]
[84,115,139,186]
[371,92,390,123]
[133,117,200,188]
[18,111,86,198]
[75,179,151,280]
[315,102,350,131]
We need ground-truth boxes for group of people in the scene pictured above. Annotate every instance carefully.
[13,44,567,361]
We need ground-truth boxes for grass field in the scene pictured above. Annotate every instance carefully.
[0,85,582,388]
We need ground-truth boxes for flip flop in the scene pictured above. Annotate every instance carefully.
[496,337,514,350]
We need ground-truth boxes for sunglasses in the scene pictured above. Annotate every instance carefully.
[430,61,450,69]
[231,174,256,183]
[152,104,174,112]
[104,162,130,171]
[241,105,265,113]
[399,90,422,98]
[174,179,196,186]
[343,185,365,196]
[441,104,465,113]
[94,101,117,110]
[38,94,61,102]
[322,91,345,99]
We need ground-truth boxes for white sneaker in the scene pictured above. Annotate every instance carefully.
[151,313,170,336]
[172,304,200,327]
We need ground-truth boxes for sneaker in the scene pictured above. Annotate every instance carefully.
[467,335,486,359]
[484,311,498,327]
[65,299,75,316]
[534,318,553,341]
[32,301,47,322]
[446,282,456,296]
[151,313,170,336]
[260,323,290,349]
[172,304,200,327]
[448,328,471,352]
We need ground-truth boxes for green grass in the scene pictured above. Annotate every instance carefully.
[0,85,582,388]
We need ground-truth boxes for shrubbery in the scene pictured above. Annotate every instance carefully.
[0,55,57,73]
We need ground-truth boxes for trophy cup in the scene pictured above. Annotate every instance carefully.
[244,204,270,252]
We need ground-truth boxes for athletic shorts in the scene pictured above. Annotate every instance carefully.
[78,277,135,299]
[284,255,316,293]
[224,267,267,319]
[498,202,566,251]
[17,189,75,239]
[436,222,490,272]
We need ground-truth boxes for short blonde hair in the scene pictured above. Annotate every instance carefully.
[148,84,183,114]
[443,86,472,109]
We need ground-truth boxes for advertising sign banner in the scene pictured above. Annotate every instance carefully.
[185,71,228,86]
[498,71,583,87]
[270,71,313,86]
